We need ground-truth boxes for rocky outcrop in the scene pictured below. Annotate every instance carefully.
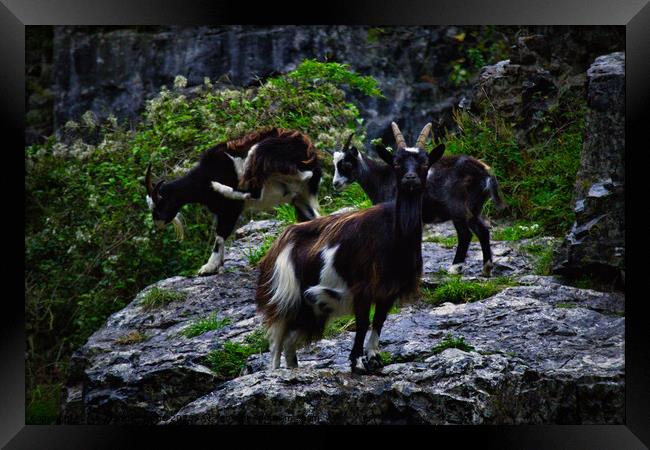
[553,52,625,282]
[60,220,624,425]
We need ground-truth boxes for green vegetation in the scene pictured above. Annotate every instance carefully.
[205,329,269,378]
[244,234,278,266]
[181,313,231,338]
[519,241,556,275]
[423,235,459,248]
[493,222,543,241]
[448,27,510,86]
[321,182,372,214]
[244,327,270,353]
[273,204,298,225]
[115,330,149,345]
[26,60,381,421]
[421,276,515,305]
[431,334,475,354]
[323,303,401,338]
[379,351,393,365]
[26,383,61,425]
[443,104,585,235]
[140,287,186,310]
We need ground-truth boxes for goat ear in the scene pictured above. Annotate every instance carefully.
[428,143,445,165]
[374,144,394,166]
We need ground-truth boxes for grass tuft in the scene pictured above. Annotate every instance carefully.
[205,329,269,378]
[181,313,231,338]
[421,277,515,306]
[492,222,543,241]
[431,334,475,354]
[274,204,297,224]
[140,287,186,310]
[244,234,277,266]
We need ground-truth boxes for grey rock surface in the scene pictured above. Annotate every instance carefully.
[553,52,625,281]
[60,219,624,425]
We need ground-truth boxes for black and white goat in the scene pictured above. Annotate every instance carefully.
[331,131,505,276]
[145,128,322,275]
[256,122,444,373]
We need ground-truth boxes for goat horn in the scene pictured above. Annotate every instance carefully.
[415,122,433,149]
[343,132,354,150]
[391,122,406,149]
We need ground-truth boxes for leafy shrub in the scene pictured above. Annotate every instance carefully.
[25,60,381,422]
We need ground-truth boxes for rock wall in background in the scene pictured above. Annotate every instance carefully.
[553,52,625,282]
[26,25,623,146]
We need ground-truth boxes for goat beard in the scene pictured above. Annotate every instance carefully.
[171,213,185,240]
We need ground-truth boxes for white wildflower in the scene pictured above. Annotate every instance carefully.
[81,110,97,129]
[174,75,188,90]
[203,77,212,87]
[64,120,79,131]
[106,114,118,128]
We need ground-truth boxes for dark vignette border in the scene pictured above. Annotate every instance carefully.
[4,0,649,448]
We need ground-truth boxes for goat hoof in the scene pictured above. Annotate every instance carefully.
[365,354,384,372]
[481,261,494,277]
[197,265,220,276]
[448,263,464,275]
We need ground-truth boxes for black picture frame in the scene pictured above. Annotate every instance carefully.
[6,0,648,448]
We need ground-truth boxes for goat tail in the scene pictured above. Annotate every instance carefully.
[486,174,506,210]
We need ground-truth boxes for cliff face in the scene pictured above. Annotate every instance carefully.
[553,52,625,282]
[29,25,622,145]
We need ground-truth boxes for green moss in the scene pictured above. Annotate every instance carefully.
[421,277,514,306]
[140,287,186,310]
[379,351,393,365]
[431,334,475,354]
[555,302,577,309]
[181,314,231,338]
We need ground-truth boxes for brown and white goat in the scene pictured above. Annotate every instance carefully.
[256,123,444,373]
[145,128,322,275]
[331,132,505,276]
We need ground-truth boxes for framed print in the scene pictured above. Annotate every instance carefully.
[6,0,649,447]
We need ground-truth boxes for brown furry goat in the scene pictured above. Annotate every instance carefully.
[256,122,444,373]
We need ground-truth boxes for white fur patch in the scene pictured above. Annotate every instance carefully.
[404,147,420,154]
[211,181,251,200]
[197,236,225,275]
[267,244,302,318]
[448,263,464,275]
[365,330,380,358]
[332,151,349,188]
[146,195,155,210]
[298,170,313,181]
[304,245,352,317]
